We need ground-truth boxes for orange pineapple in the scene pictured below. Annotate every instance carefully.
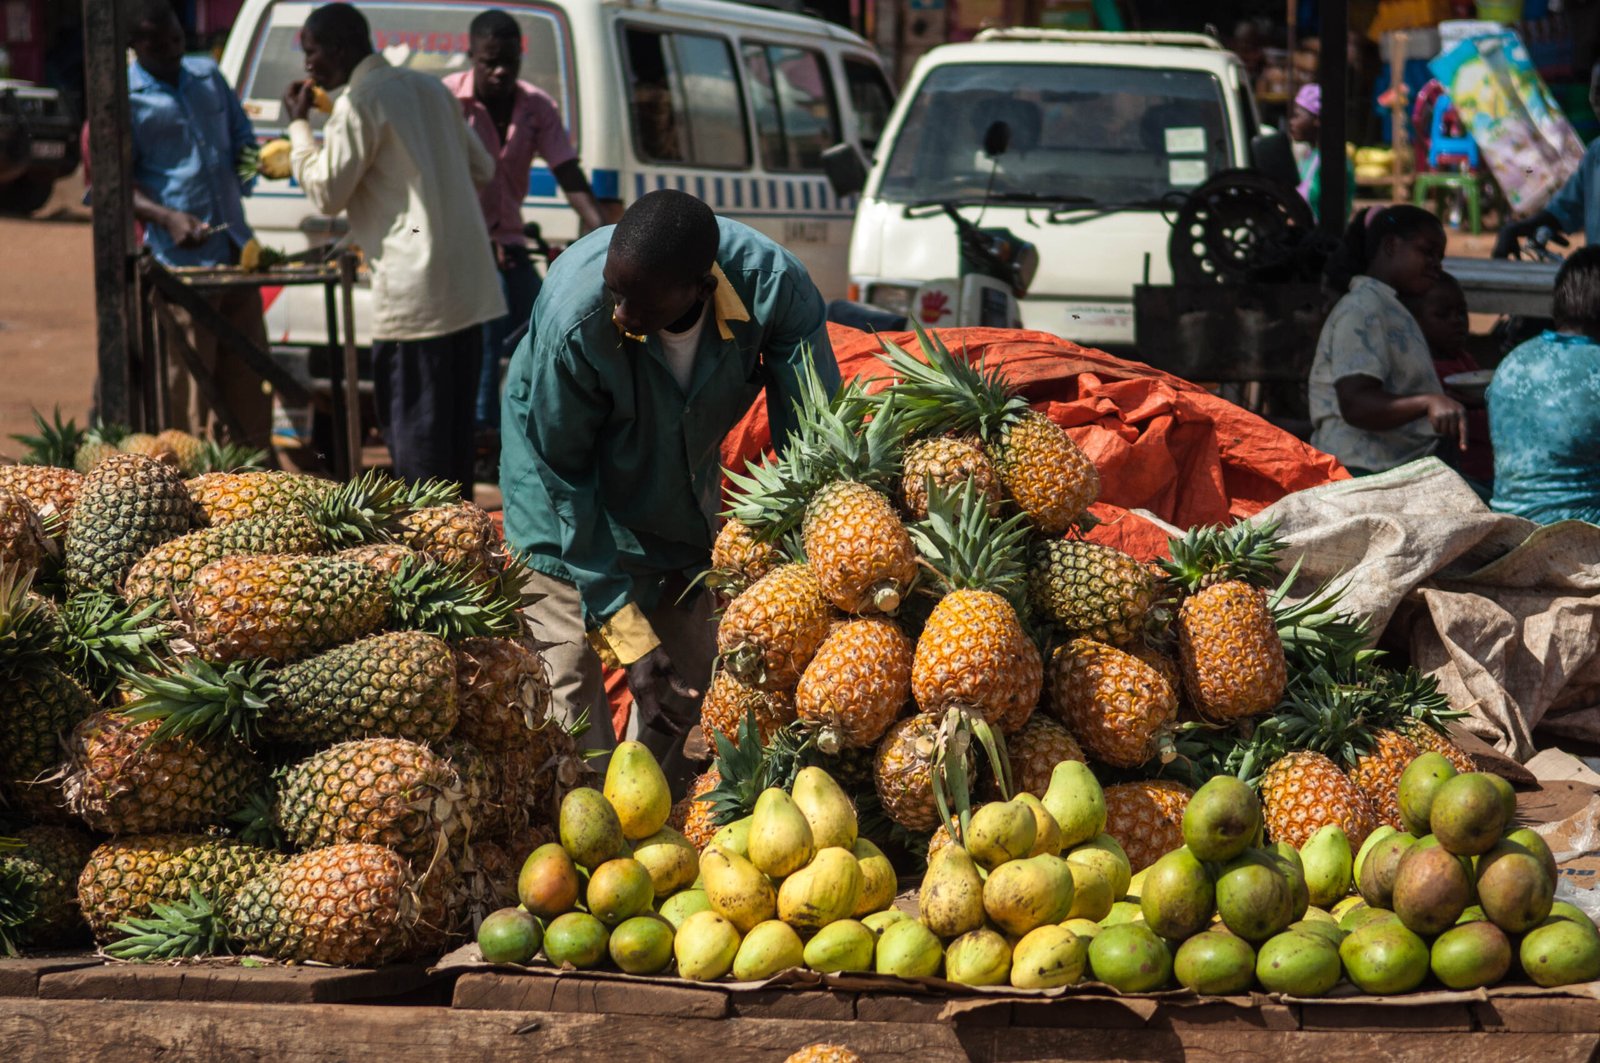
[699,668,796,744]
[1260,750,1379,849]
[796,617,912,751]
[1047,637,1177,769]
[1004,713,1084,798]
[707,517,780,597]
[899,434,1001,520]
[717,562,832,691]
[1103,779,1192,873]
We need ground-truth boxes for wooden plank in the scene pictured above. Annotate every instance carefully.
[82,0,137,427]
[0,956,102,999]
[1474,996,1600,1034]
[451,971,729,1019]
[854,991,957,1025]
[726,987,856,1021]
[1296,1001,1476,1032]
[1149,1000,1300,1031]
[0,999,960,1062]
[37,963,435,1005]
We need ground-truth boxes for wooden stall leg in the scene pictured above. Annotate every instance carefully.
[149,295,251,444]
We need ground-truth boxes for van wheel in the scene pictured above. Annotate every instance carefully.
[0,174,55,216]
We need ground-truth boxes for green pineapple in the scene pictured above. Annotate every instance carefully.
[1027,539,1157,644]
[77,833,285,942]
[64,453,195,594]
[0,825,97,953]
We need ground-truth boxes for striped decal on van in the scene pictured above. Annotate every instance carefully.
[630,171,849,217]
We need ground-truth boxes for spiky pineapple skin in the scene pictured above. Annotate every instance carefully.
[153,429,207,476]
[1028,540,1156,644]
[122,515,326,612]
[117,433,178,464]
[873,713,946,833]
[1400,721,1476,774]
[1005,714,1085,798]
[275,738,467,860]
[1047,638,1177,769]
[451,636,552,748]
[76,833,284,941]
[73,440,120,473]
[399,503,500,577]
[1349,728,1420,830]
[700,669,796,745]
[717,562,832,691]
[802,481,917,615]
[796,618,912,750]
[64,712,260,834]
[1,825,97,948]
[899,435,1000,521]
[911,589,1039,733]
[338,542,416,579]
[225,843,424,965]
[1261,750,1379,850]
[784,1045,862,1063]
[187,470,335,525]
[0,465,80,527]
[672,768,722,850]
[181,553,387,663]
[1177,581,1288,722]
[0,489,52,575]
[994,411,1099,535]
[264,631,459,745]
[64,453,195,593]
[0,662,96,820]
[1103,779,1191,873]
[708,518,779,596]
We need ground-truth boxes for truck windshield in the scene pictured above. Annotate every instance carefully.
[879,62,1230,206]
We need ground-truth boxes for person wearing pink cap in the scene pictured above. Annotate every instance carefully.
[1288,83,1352,221]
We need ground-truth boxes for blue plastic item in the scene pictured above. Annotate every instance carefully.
[1428,92,1481,169]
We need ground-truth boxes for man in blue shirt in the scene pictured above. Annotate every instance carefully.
[121,0,272,451]
[1493,140,1598,260]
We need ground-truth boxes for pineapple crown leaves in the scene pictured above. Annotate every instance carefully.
[301,468,412,548]
[385,555,520,640]
[0,860,40,958]
[9,407,84,468]
[82,421,132,450]
[1369,665,1462,732]
[908,478,1031,613]
[1265,557,1380,677]
[54,591,171,697]
[192,441,269,475]
[0,566,63,672]
[120,656,276,748]
[702,707,777,826]
[401,478,466,512]
[229,788,287,851]
[1159,519,1286,595]
[104,888,228,962]
[870,321,1027,442]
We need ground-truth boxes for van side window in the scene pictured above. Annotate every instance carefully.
[623,27,750,169]
[742,43,839,172]
[843,58,894,154]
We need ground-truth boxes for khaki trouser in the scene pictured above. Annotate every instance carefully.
[155,286,274,451]
[521,568,716,795]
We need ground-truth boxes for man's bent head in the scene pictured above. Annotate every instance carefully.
[604,190,719,338]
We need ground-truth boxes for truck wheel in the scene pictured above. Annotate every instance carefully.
[0,173,55,215]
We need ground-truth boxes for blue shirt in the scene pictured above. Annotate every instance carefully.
[127,56,256,267]
[1488,330,1600,525]
[1546,138,1600,242]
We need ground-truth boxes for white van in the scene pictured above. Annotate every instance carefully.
[844,30,1264,350]
[219,0,895,347]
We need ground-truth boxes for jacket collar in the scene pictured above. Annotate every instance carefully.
[710,263,749,341]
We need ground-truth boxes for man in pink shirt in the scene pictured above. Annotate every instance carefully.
[444,9,606,452]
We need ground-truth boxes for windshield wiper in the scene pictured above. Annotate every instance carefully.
[904,191,1095,217]
[1046,196,1182,223]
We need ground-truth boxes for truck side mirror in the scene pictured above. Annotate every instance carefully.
[1250,130,1299,190]
[822,142,868,199]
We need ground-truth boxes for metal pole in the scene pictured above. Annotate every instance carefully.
[338,254,363,479]
[1318,0,1350,235]
[324,273,350,479]
[83,0,137,426]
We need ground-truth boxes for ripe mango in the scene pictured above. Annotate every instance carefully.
[709,815,753,859]
[944,927,1013,986]
[1215,850,1296,943]
[874,918,944,978]
[517,842,581,919]
[792,767,858,849]
[983,854,1076,936]
[1182,776,1261,863]
[732,919,805,981]
[1043,760,1106,848]
[1174,929,1255,994]
[1139,847,1214,941]
[1299,824,1353,909]
[802,918,875,973]
[1503,827,1558,883]
[1431,920,1511,990]
[609,914,675,975]
[919,845,985,939]
[1010,924,1087,989]
[778,846,863,932]
[967,799,1037,870]
[1087,922,1172,992]
[1476,844,1554,933]
[1392,844,1471,935]
[477,907,541,965]
[863,908,910,935]
[1339,920,1429,994]
[1067,834,1132,899]
[587,858,655,926]
[1255,929,1341,997]
[1521,917,1600,987]
[1356,831,1416,909]
[1015,793,1063,856]
[632,826,699,898]
[851,837,897,917]
[604,740,672,840]
[1352,824,1396,886]
[1063,857,1115,922]
[1397,752,1455,836]
[542,911,610,968]
[700,845,777,932]
[559,788,628,870]
[748,787,815,878]
[675,910,741,980]
[1430,773,1508,856]
[658,888,712,929]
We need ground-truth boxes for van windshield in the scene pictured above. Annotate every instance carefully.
[879,62,1230,207]
[238,1,572,140]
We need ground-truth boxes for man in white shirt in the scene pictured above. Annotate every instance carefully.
[284,3,505,494]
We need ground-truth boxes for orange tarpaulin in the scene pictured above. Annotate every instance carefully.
[605,325,1348,736]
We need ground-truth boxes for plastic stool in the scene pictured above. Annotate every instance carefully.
[1413,171,1482,234]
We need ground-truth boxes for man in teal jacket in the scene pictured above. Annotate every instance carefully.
[501,190,838,784]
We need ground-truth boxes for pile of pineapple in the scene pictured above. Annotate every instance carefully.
[0,413,587,964]
[676,326,1483,880]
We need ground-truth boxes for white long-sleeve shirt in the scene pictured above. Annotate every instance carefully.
[289,54,506,341]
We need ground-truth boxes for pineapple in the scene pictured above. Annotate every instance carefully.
[72,422,129,473]
[0,825,96,952]
[123,470,410,613]
[1161,523,1288,723]
[1349,728,1419,829]
[700,668,796,745]
[125,630,460,748]
[118,432,180,465]
[1047,638,1177,769]
[899,434,1000,520]
[1103,779,1192,873]
[274,737,468,860]
[1401,720,1475,774]
[398,500,503,579]
[1028,540,1157,644]
[717,562,832,691]
[452,636,552,748]
[907,481,1040,734]
[784,1046,862,1063]
[76,833,283,941]
[877,324,1098,533]
[62,711,260,834]
[181,553,386,662]
[872,712,951,833]
[1004,714,1084,798]
[186,469,336,525]
[0,465,82,529]
[338,542,416,578]
[672,767,722,850]
[707,517,780,598]
[1,663,96,821]
[803,480,918,614]
[1260,750,1379,849]
[0,489,52,576]
[63,453,195,594]
[153,429,207,476]
[795,617,912,752]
